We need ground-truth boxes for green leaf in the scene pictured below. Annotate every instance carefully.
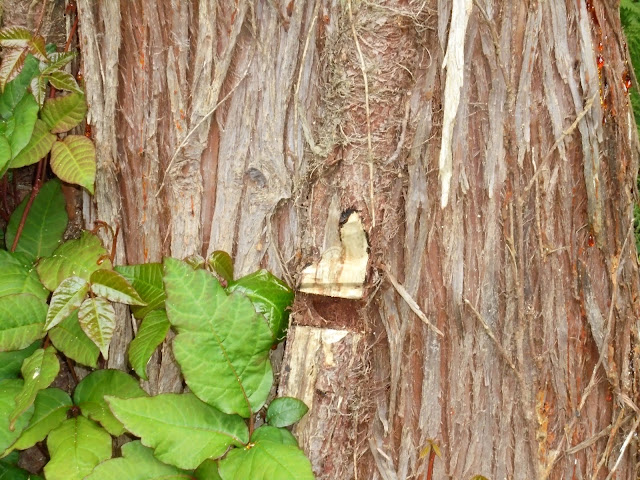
[0,27,32,49]
[9,93,38,159]
[9,119,55,168]
[251,425,299,446]
[0,54,39,117]
[90,269,145,305]
[106,393,249,470]
[84,441,191,480]
[115,263,165,319]
[218,426,314,480]
[208,250,234,283]
[266,397,309,428]
[44,276,89,330]
[50,135,96,194]
[0,380,34,455]
[44,417,112,480]
[40,93,87,134]
[195,459,223,480]
[128,310,170,380]
[73,369,147,436]
[36,231,111,291]
[43,70,82,94]
[5,179,68,262]
[228,270,294,342]
[164,258,274,417]
[0,294,47,352]
[0,252,48,300]
[78,296,115,359]
[0,341,40,380]
[11,388,72,450]
[9,346,59,429]
[48,310,99,368]
[0,49,27,92]
[0,134,11,173]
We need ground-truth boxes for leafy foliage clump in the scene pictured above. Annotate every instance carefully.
[0,22,314,480]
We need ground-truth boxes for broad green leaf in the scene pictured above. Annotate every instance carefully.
[44,417,112,480]
[9,119,55,168]
[40,93,87,133]
[0,49,27,91]
[107,393,249,470]
[208,250,234,283]
[0,135,10,172]
[0,54,39,117]
[164,258,274,417]
[45,276,89,330]
[195,459,223,480]
[266,397,309,428]
[78,297,115,359]
[0,380,33,455]
[0,294,47,352]
[73,369,147,436]
[0,248,34,268]
[84,441,191,480]
[9,346,59,429]
[128,310,170,380]
[115,263,165,318]
[36,231,111,291]
[43,70,82,94]
[11,388,72,450]
[0,27,31,48]
[218,426,314,480]
[9,93,38,159]
[90,269,145,305]
[5,180,68,262]
[163,258,227,331]
[0,254,48,300]
[0,341,40,380]
[50,135,96,194]
[48,311,99,368]
[228,270,294,342]
[251,425,299,446]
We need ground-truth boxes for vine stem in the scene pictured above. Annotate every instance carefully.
[425,448,436,480]
[10,162,44,252]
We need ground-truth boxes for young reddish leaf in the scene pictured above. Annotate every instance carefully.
[0,49,27,92]
[50,136,96,194]
[30,75,46,107]
[0,27,32,48]
[27,36,47,61]
[78,297,115,359]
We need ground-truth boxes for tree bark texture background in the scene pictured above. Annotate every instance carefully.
[72,0,640,478]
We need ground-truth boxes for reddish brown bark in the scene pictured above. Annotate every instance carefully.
[70,0,640,478]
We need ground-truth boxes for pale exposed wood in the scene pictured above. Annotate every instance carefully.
[279,325,366,479]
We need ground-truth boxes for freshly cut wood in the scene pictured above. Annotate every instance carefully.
[278,325,366,479]
[299,212,369,299]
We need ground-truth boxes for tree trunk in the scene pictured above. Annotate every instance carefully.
[74,0,640,478]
